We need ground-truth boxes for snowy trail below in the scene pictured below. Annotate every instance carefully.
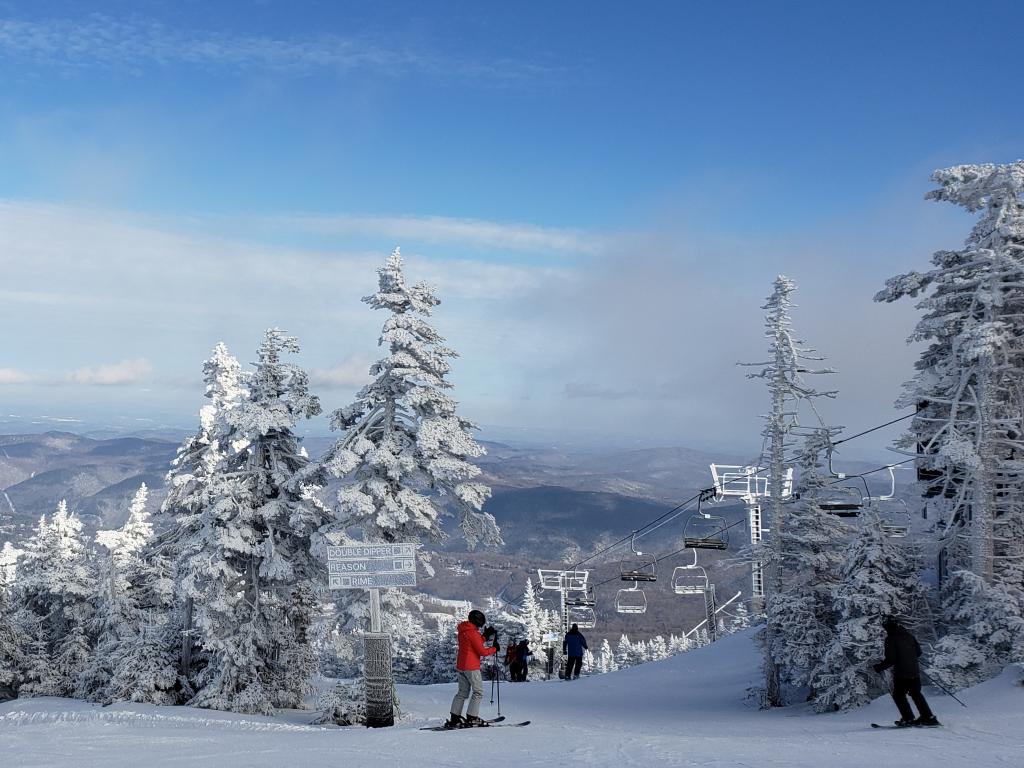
[2,631,1022,767]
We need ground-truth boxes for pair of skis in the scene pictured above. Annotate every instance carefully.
[420,716,530,732]
[870,722,942,729]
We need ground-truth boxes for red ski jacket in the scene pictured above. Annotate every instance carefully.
[456,621,497,671]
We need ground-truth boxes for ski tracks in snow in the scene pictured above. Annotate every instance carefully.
[0,708,328,733]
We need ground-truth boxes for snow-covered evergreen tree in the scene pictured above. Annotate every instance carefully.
[174,331,326,714]
[82,484,178,704]
[0,543,27,700]
[519,577,544,649]
[876,162,1024,686]
[762,430,852,704]
[12,502,96,697]
[614,634,633,669]
[667,633,692,656]
[597,638,617,673]
[161,342,248,693]
[814,513,924,711]
[648,635,669,662]
[299,249,499,638]
[928,570,1024,690]
[743,275,836,706]
[876,162,1024,586]
[0,543,21,590]
[728,602,751,635]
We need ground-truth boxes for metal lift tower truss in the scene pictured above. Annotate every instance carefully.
[537,569,594,633]
[709,463,792,614]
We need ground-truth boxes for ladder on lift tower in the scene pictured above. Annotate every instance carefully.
[710,463,792,614]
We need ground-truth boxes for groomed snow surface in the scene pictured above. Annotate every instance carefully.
[1,630,1021,767]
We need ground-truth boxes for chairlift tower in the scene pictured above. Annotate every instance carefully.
[536,569,595,633]
[709,463,792,614]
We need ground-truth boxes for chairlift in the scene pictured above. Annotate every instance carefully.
[875,499,911,538]
[620,532,658,582]
[820,446,864,516]
[564,585,596,607]
[682,494,729,550]
[862,465,911,538]
[881,515,911,538]
[567,604,597,629]
[672,549,709,595]
[615,581,647,614]
[817,488,864,517]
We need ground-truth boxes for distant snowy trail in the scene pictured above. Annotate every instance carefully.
[2,632,1021,768]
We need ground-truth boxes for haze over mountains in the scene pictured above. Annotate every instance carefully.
[0,427,741,541]
[0,424,914,642]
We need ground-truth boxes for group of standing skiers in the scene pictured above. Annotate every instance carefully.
[444,609,938,729]
[445,610,591,728]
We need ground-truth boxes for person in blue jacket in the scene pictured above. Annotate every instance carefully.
[562,624,588,680]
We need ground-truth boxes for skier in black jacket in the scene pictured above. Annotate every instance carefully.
[873,617,939,727]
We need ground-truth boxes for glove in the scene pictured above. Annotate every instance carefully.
[873,663,884,673]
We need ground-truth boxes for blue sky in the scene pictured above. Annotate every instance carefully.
[1,1,1022,456]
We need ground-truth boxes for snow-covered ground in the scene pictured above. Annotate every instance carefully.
[2,630,1021,767]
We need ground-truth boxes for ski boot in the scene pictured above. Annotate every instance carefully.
[463,715,489,728]
[444,714,465,730]
[914,715,940,727]
[894,718,915,728]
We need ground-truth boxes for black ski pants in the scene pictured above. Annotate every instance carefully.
[891,676,934,721]
[565,655,582,679]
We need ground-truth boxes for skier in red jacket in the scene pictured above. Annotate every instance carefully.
[446,609,499,728]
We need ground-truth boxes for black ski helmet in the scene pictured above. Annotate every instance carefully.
[468,609,487,627]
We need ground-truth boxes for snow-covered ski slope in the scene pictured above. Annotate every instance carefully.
[1,630,1020,767]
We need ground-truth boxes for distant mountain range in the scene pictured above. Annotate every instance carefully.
[0,428,916,643]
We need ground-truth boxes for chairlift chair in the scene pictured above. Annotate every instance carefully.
[817,489,864,517]
[620,532,658,582]
[567,604,597,629]
[878,500,911,538]
[863,466,910,537]
[683,495,729,550]
[672,549,709,595]
[564,585,596,607]
[820,442,865,516]
[615,581,647,614]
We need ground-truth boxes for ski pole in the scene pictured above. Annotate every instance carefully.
[489,630,497,705]
[494,630,501,716]
[921,670,968,708]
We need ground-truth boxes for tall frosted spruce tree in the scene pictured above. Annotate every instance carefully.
[169,333,327,714]
[743,276,836,706]
[161,342,248,700]
[302,248,500,634]
[876,162,1024,683]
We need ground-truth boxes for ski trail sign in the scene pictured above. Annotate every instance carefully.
[327,544,418,589]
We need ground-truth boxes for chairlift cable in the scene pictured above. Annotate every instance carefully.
[590,517,749,590]
[831,412,915,446]
[569,412,915,571]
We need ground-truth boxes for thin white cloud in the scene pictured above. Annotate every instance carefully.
[0,16,549,82]
[67,359,154,386]
[0,368,31,385]
[309,356,374,389]
[265,213,604,256]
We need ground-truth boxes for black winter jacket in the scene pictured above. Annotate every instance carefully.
[876,628,922,679]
